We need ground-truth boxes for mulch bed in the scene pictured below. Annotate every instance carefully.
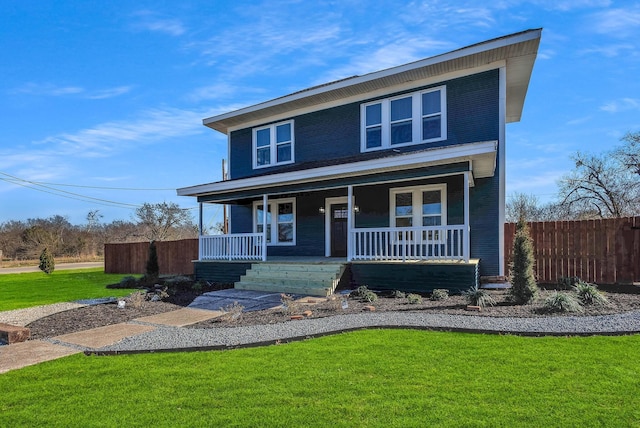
[26,286,640,340]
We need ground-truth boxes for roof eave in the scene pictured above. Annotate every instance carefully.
[203,29,541,133]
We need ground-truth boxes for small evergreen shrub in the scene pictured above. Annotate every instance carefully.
[573,281,609,306]
[430,289,449,301]
[350,285,378,303]
[391,290,406,299]
[543,291,583,313]
[406,293,423,304]
[145,240,159,279]
[361,290,378,303]
[38,247,55,274]
[509,219,539,304]
[463,285,495,308]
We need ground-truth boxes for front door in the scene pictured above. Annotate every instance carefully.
[330,204,348,257]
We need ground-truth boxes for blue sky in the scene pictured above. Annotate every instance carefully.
[1,1,639,228]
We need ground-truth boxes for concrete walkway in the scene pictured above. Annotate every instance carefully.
[0,306,223,374]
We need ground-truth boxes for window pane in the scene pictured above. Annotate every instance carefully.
[366,127,382,148]
[422,216,441,226]
[278,203,293,222]
[256,128,270,147]
[256,205,271,225]
[391,121,412,145]
[396,217,412,227]
[276,123,291,143]
[256,147,270,166]
[278,224,293,242]
[391,97,412,121]
[422,91,441,115]
[395,193,412,216]
[365,103,382,126]
[277,143,291,162]
[422,116,441,140]
[422,191,441,215]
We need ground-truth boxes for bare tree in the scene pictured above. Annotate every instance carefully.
[134,202,196,241]
[506,192,541,222]
[558,150,639,218]
[615,132,640,177]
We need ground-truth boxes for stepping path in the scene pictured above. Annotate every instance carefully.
[0,307,223,374]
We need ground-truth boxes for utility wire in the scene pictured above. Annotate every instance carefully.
[0,171,141,208]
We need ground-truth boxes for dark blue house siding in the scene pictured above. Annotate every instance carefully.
[469,175,500,276]
[229,70,499,180]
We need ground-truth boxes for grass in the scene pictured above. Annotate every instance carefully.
[1,330,639,426]
[0,268,137,311]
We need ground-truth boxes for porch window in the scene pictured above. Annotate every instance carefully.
[361,86,446,152]
[390,184,447,228]
[253,120,294,169]
[253,198,296,245]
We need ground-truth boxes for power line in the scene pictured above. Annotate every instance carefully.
[0,171,175,191]
[0,171,141,208]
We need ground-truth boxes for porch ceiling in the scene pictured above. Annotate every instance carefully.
[204,29,541,133]
[178,140,496,203]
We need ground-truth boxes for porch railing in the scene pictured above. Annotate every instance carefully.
[199,233,265,261]
[350,226,468,262]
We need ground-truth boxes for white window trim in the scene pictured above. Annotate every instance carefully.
[252,120,295,169]
[361,86,446,152]
[252,197,296,246]
[389,184,447,228]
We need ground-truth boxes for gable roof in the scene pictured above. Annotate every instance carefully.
[204,29,542,134]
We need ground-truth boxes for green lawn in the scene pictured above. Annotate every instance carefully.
[1,330,639,427]
[0,268,137,311]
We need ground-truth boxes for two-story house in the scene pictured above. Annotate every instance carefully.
[177,29,542,296]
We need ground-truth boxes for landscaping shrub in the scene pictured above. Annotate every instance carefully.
[350,285,378,303]
[543,291,583,313]
[406,293,423,304]
[463,285,495,308]
[573,281,609,306]
[391,290,406,299]
[145,240,159,279]
[430,289,449,301]
[38,247,55,274]
[509,219,539,304]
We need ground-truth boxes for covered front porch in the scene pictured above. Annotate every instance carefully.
[179,140,499,290]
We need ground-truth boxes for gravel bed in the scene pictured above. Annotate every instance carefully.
[96,309,640,354]
[0,302,87,327]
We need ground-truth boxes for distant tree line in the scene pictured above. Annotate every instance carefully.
[0,202,197,261]
[507,132,640,222]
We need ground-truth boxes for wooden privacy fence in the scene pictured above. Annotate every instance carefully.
[505,217,640,285]
[104,239,198,275]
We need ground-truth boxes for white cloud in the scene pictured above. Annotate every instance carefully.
[600,98,640,113]
[87,86,134,100]
[131,10,186,36]
[590,6,640,36]
[12,83,84,96]
[532,0,611,11]
[579,43,636,57]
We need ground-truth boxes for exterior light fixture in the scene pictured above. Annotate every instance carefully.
[318,206,326,215]
[354,206,360,214]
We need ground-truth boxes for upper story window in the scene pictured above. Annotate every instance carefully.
[253,120,294,169]
[361,86,446,152]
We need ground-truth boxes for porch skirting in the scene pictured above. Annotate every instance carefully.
[194,259,479,293]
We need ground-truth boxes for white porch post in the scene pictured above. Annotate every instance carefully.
[463,171,470,262]
[262,194,268,261]
[347,185,353,261]
[198,202,203,260]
